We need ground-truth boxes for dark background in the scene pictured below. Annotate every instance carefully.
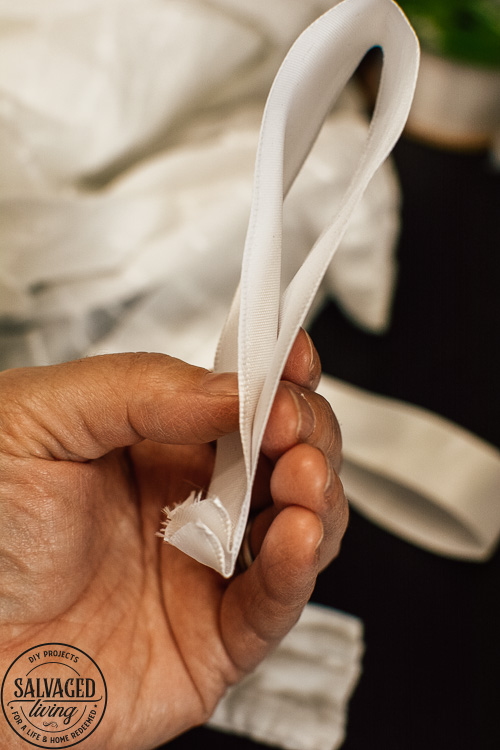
[166,135,500,749]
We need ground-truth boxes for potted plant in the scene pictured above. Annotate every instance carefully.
[400,0,500,148]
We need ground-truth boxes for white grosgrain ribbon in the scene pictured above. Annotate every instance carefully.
[161,0,420,577]
[318,375,500,562]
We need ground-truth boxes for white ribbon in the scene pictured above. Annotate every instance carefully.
[319,375,500,561]
[162,0,420,576]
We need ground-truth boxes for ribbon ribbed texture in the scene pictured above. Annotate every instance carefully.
[161,0,420,576]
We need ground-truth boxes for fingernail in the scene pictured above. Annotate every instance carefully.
[303,329,316,375]
[324,460,334,496]
[315,523,324,551]
[303,329,321,386]
[203,372,238,396]
[286,383,315,440]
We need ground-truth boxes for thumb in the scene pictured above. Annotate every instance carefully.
[0,353,239,461]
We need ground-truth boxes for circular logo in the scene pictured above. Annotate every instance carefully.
[1,643,107,748]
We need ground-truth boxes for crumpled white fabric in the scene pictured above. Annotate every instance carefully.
[0,0,400,372]
[208,603,364,750]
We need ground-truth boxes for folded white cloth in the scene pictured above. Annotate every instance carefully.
[208,603,364,750]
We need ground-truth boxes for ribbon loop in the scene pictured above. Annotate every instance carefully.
[162,0,420,577]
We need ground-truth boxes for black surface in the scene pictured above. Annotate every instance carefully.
[165,138,500,749]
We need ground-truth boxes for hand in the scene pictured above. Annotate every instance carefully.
[0,331,348,750]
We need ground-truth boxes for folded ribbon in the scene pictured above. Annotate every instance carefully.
[161,0,420,576]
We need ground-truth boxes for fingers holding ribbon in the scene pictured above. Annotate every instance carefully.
[240,330,348,574]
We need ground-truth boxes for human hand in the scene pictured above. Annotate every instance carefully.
[0,331,347,749]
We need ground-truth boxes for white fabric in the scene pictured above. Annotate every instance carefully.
[0,0,400,372]
[319,375,500,561]
[208,603,364,750]
[161,0,420,577]
[81,107,399,368]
